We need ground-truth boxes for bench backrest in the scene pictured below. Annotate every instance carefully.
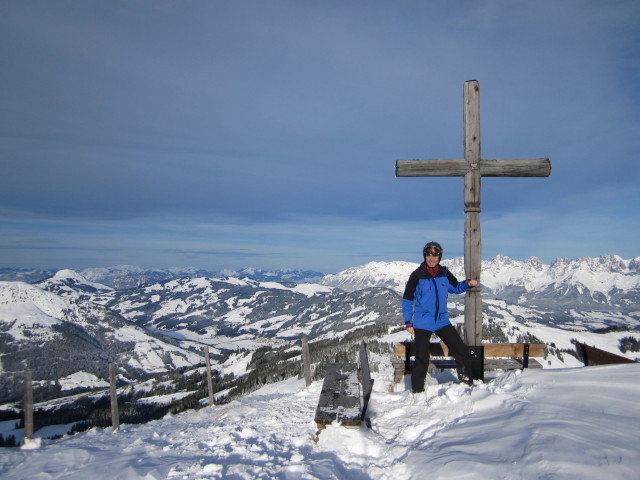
[574,341,636,366]
[395,342,546,358]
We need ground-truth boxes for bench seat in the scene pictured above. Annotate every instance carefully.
[314,363,362,428]
[393,341,546,383]
[314,341,375,430]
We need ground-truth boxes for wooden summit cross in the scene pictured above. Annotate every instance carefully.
[396,80,551,346]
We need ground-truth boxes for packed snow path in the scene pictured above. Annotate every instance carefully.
[2,364,639,479]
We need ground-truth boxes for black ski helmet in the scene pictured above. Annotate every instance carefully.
[423,241,443,260]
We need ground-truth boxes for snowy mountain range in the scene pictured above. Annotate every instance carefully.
[322,255,640,314]
[0,266,325,290]
[1,255,639,407]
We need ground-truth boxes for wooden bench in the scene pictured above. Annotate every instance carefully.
[393,341,546,382]
[314,340,374,430]
[574,341,637,366]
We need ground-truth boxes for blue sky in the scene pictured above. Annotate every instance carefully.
[1,1,639,273]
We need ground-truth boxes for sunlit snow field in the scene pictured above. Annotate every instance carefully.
[1,363,639,480]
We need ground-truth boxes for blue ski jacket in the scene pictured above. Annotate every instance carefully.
[402,263,469,332]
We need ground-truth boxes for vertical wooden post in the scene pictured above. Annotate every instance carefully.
[109,363,119,431]
[203,346,215,406]
[463,80,483,346]
[23,369,34,441]
[359,340,374,420]
[301,337,312,387]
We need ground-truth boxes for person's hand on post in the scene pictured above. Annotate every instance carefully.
[467,279,478,287]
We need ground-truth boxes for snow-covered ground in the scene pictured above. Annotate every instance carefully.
[1,363,638,479]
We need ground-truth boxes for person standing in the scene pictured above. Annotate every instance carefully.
[402,241,479,393]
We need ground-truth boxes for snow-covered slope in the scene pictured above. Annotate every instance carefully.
[0,281,73,341]
[320,261,418,293]
[99,275,398,351]
[1,364,639,479]
[0,280,202,403]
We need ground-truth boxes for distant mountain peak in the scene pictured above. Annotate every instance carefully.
[320,261,418,293]
[39,269,113,295]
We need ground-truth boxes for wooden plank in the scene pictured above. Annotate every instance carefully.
[483,343,546,357]
[486,358,543,369]
[464,80,481,167]
[396,159,470,176]
[395,341,448,357]
[478,158,551,177]
[574,342,636,366]
[463,273,482,346]
[433,358,542,369]
[109,363,120,432]
[314,363,361,428]
[396,158,551,177]
[463,80,483,347]
[204,346,214,406]
[23,369,33,440]
[397,357,544,374]
[395,342,546,358]
[431,358,543,370]
[359,341,374,421]
[301,337,312,387]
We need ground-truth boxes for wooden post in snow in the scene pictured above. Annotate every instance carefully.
[396,80,551,345]
[204,346,215,406]
[302,337,312,387]
[109,363,120,431]
[23,369,34,440]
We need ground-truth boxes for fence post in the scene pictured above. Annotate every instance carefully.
[203,346,215,406]
[301,337,312,387]
[23,369,34,441]
[359,340,374,421]
[109,363,120,431]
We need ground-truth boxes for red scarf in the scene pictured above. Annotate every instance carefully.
[425,265,439,278]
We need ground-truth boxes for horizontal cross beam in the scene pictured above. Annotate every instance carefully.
[396,158,551,177]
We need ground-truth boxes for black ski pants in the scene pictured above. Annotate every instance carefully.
[412,324,474,393]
